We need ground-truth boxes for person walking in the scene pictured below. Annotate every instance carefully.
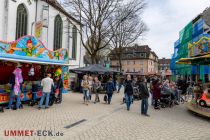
[81,75,90,105]
[93,77,101,104]
[152,79,161,109]
[136,76,150,116]
[38,73,54,109]
[117,76,123,93]
[54,76,63,104]
[88,76,93,100]
[106,76,115,104]
[12,63,23,110]
[124,74,134,111]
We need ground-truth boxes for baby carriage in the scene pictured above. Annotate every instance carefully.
[160,88,174,108]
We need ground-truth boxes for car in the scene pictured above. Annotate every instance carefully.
[197,91,210,107]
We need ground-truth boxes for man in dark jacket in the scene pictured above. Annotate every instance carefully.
[106,76,115,104]
[124,74,134,111]
[137,76,150,116]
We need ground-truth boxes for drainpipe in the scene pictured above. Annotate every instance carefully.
[31,0,38,35]
[3,0,9,40]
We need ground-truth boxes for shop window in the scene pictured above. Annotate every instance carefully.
[53,15,63,51]
[72,25,77,59]
[16,4,28,39]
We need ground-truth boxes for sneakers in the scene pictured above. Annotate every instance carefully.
[144,114,150,117]
[38,107,41,110]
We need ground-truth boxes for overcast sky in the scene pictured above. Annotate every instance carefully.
[141,0,210,59]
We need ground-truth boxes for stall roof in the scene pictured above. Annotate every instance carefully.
[70,64,120,74]
[0,57,70,66]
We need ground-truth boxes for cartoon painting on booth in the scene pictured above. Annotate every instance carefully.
[0,35,68,62]
[188,36,210,57]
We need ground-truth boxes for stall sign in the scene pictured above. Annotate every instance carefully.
[0,35,69,62]
[0,93,9,104]
[188,36,210,57]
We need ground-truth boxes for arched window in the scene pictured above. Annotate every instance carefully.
[16,4,28,39]
[72,25,77,59]
[54,15,63,50]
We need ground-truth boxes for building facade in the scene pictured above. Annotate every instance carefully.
[0,0,85,68]
[110,45,159,75]
[159,58,171,79]
[170,7,210,82]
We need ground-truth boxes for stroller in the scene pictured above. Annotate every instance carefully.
[160,88,174,108]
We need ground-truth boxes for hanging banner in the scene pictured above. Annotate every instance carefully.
[35,21,43,39]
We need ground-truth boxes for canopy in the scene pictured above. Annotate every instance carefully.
[70,64,120,74]
[176,53,210,65]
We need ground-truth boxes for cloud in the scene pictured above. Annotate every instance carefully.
[141,0,210,58]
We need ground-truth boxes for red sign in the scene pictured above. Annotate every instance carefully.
[0,93,9,104]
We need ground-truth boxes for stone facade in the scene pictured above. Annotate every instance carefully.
[0,0,85,68]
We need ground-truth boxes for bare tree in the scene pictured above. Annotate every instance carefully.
[63,0,141,64]
[109,0,148,72]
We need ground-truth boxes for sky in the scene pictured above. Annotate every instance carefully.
[141,0,210,59]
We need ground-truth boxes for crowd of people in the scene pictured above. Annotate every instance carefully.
[3,64,205,115]
[80,74,150,116]
[80,73,207,117]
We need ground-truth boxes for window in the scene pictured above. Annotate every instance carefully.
[133,68,135,72]
[72,25,77,59]
[16,4,28,39]
[127,60,130,65]
[133,61,135,65]
[139,60,143,65]
[53,15,63,51]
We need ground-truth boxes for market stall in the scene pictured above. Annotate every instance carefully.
[0,35,69,105]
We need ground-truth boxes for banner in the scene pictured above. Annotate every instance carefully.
[35,21,43,39]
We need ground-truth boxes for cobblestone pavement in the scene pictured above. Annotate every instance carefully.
[0,91,210,140]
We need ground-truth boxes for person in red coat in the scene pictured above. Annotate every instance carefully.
[151,79,162,109]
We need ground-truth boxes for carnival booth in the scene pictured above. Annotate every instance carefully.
[176,36,210,117]
[0,35,69,105]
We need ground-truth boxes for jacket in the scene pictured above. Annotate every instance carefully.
[106,81,115,94]
[124,80,134,95]
[136,81,149,99]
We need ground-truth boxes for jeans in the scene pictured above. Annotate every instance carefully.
[125,93,132,109]
[117,84,122,93]
[83,90,89,101]
[141,98,148,114]
[8,90,21,109]
[95,92,100,102]
[107,93,113,104]
[39,92,50,108]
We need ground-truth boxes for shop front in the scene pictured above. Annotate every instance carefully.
[0,35,69,105]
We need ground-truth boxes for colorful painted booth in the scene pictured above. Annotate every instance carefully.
[0,36,69,104]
